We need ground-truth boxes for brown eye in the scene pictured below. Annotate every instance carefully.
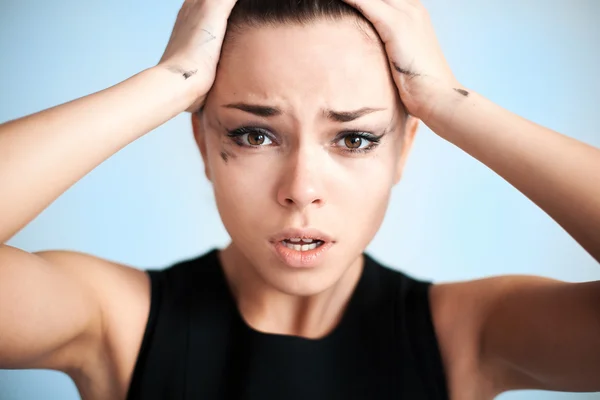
[334,132,382,154]
[226,127,274,148]
[344,135,363,149]
[248,132,266,146]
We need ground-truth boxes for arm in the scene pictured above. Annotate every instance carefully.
[0,246,146,374]
[0,65,198,244]
[478,275,600,393]
[421,74,600,395]
[422,86,600,262]
[0,245,102,371]
[0,0,238,245]
[0,65,192,374]
[343,0,600,393]
[0,0,238,375]
[431,276,600,396]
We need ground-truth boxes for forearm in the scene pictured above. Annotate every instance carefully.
[421,86,600,262]
[0,66,198,243]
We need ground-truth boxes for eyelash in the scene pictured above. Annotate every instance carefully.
[226,127,383,154]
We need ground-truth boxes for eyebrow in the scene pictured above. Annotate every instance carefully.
[222,103,386,122]
[223,103,281,117]
[326,107,387,122]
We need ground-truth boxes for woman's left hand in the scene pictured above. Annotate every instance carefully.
[341,0,462,120]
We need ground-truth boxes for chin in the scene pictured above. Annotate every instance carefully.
[230,239,358,297]
[256,251,350,297]
[264,271,343,297]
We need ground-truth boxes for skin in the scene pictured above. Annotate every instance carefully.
[192,19,418,336]
[0,0,599,399]
[342,0,600,396]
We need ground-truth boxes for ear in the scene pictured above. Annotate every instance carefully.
[191,112,212,183]
[393,115,419,185]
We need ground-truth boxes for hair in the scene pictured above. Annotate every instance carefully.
[228,0,366,30]
[208,0,408,116]
[225,0,377,44]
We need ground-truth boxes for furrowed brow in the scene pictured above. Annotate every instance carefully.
[222,103,386,122]
[222,103,282,117]
[326,107,386,122]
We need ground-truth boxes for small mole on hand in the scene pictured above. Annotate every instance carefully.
[454,88,470,97]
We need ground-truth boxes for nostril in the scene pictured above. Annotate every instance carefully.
[279,195,324,208]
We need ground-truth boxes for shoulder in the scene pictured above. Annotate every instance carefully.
[35,250,150,328]
[35,250,151,396]
[35,249,149,293]
[428,274,570,398]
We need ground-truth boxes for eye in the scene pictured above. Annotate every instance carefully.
[342,135,367,150]
[227,127,274,147]
[335,132,382,153]
[246,131,272,146]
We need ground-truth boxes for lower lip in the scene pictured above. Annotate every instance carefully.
[271,240,334,268]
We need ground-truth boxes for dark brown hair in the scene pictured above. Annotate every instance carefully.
[218,0,406,116]
[227,0,366,30]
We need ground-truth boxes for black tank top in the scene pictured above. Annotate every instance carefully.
[126,249,448,400]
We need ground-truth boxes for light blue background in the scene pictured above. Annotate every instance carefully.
[1,0,599,399]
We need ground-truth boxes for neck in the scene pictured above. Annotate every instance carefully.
[218,243,364,339]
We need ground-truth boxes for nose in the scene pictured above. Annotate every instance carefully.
[276,146,326,210]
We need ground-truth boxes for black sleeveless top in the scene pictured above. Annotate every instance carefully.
[126,249,448,400]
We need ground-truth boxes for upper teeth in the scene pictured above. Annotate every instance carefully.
[288,238,316,243]
[282,239,321,252]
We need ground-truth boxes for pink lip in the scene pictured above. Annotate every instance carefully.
[270,227,334,243]
[269,227,335,268]
[271,240,334,268]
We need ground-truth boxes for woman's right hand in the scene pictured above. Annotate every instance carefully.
[0,2,244,379]
[0,0,239,245]
[158,0,239,113]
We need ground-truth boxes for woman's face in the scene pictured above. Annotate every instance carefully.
[193,18,418,296]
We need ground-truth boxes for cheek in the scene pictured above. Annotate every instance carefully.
[332,148,397,241]
[209,146,280,223]
[337,144,397,196]
[340,163,393,232]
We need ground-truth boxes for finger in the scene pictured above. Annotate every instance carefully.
[340,0,395,42]
[381,0,421,8]
[342,0,390,22]
[382,0,428,18]
[207,0,239,16]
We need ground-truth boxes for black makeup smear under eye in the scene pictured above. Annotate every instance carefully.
[220,151,229,163]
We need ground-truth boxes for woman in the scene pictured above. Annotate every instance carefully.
[0,0,599,399]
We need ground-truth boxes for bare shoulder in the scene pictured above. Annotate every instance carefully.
[427,277,496,399]
[35,249,149,294]
[35,249,151,343]
[34,249,151,398]
[427,274,585,399]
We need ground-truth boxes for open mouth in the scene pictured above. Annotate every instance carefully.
[281,238,326,252]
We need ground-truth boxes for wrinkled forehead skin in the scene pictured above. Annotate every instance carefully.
[204,17,403,124]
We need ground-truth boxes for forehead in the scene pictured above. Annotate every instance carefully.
[209,19,397,113]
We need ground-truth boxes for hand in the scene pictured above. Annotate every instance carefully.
[341,0,462,120]
[158,0,238,113]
